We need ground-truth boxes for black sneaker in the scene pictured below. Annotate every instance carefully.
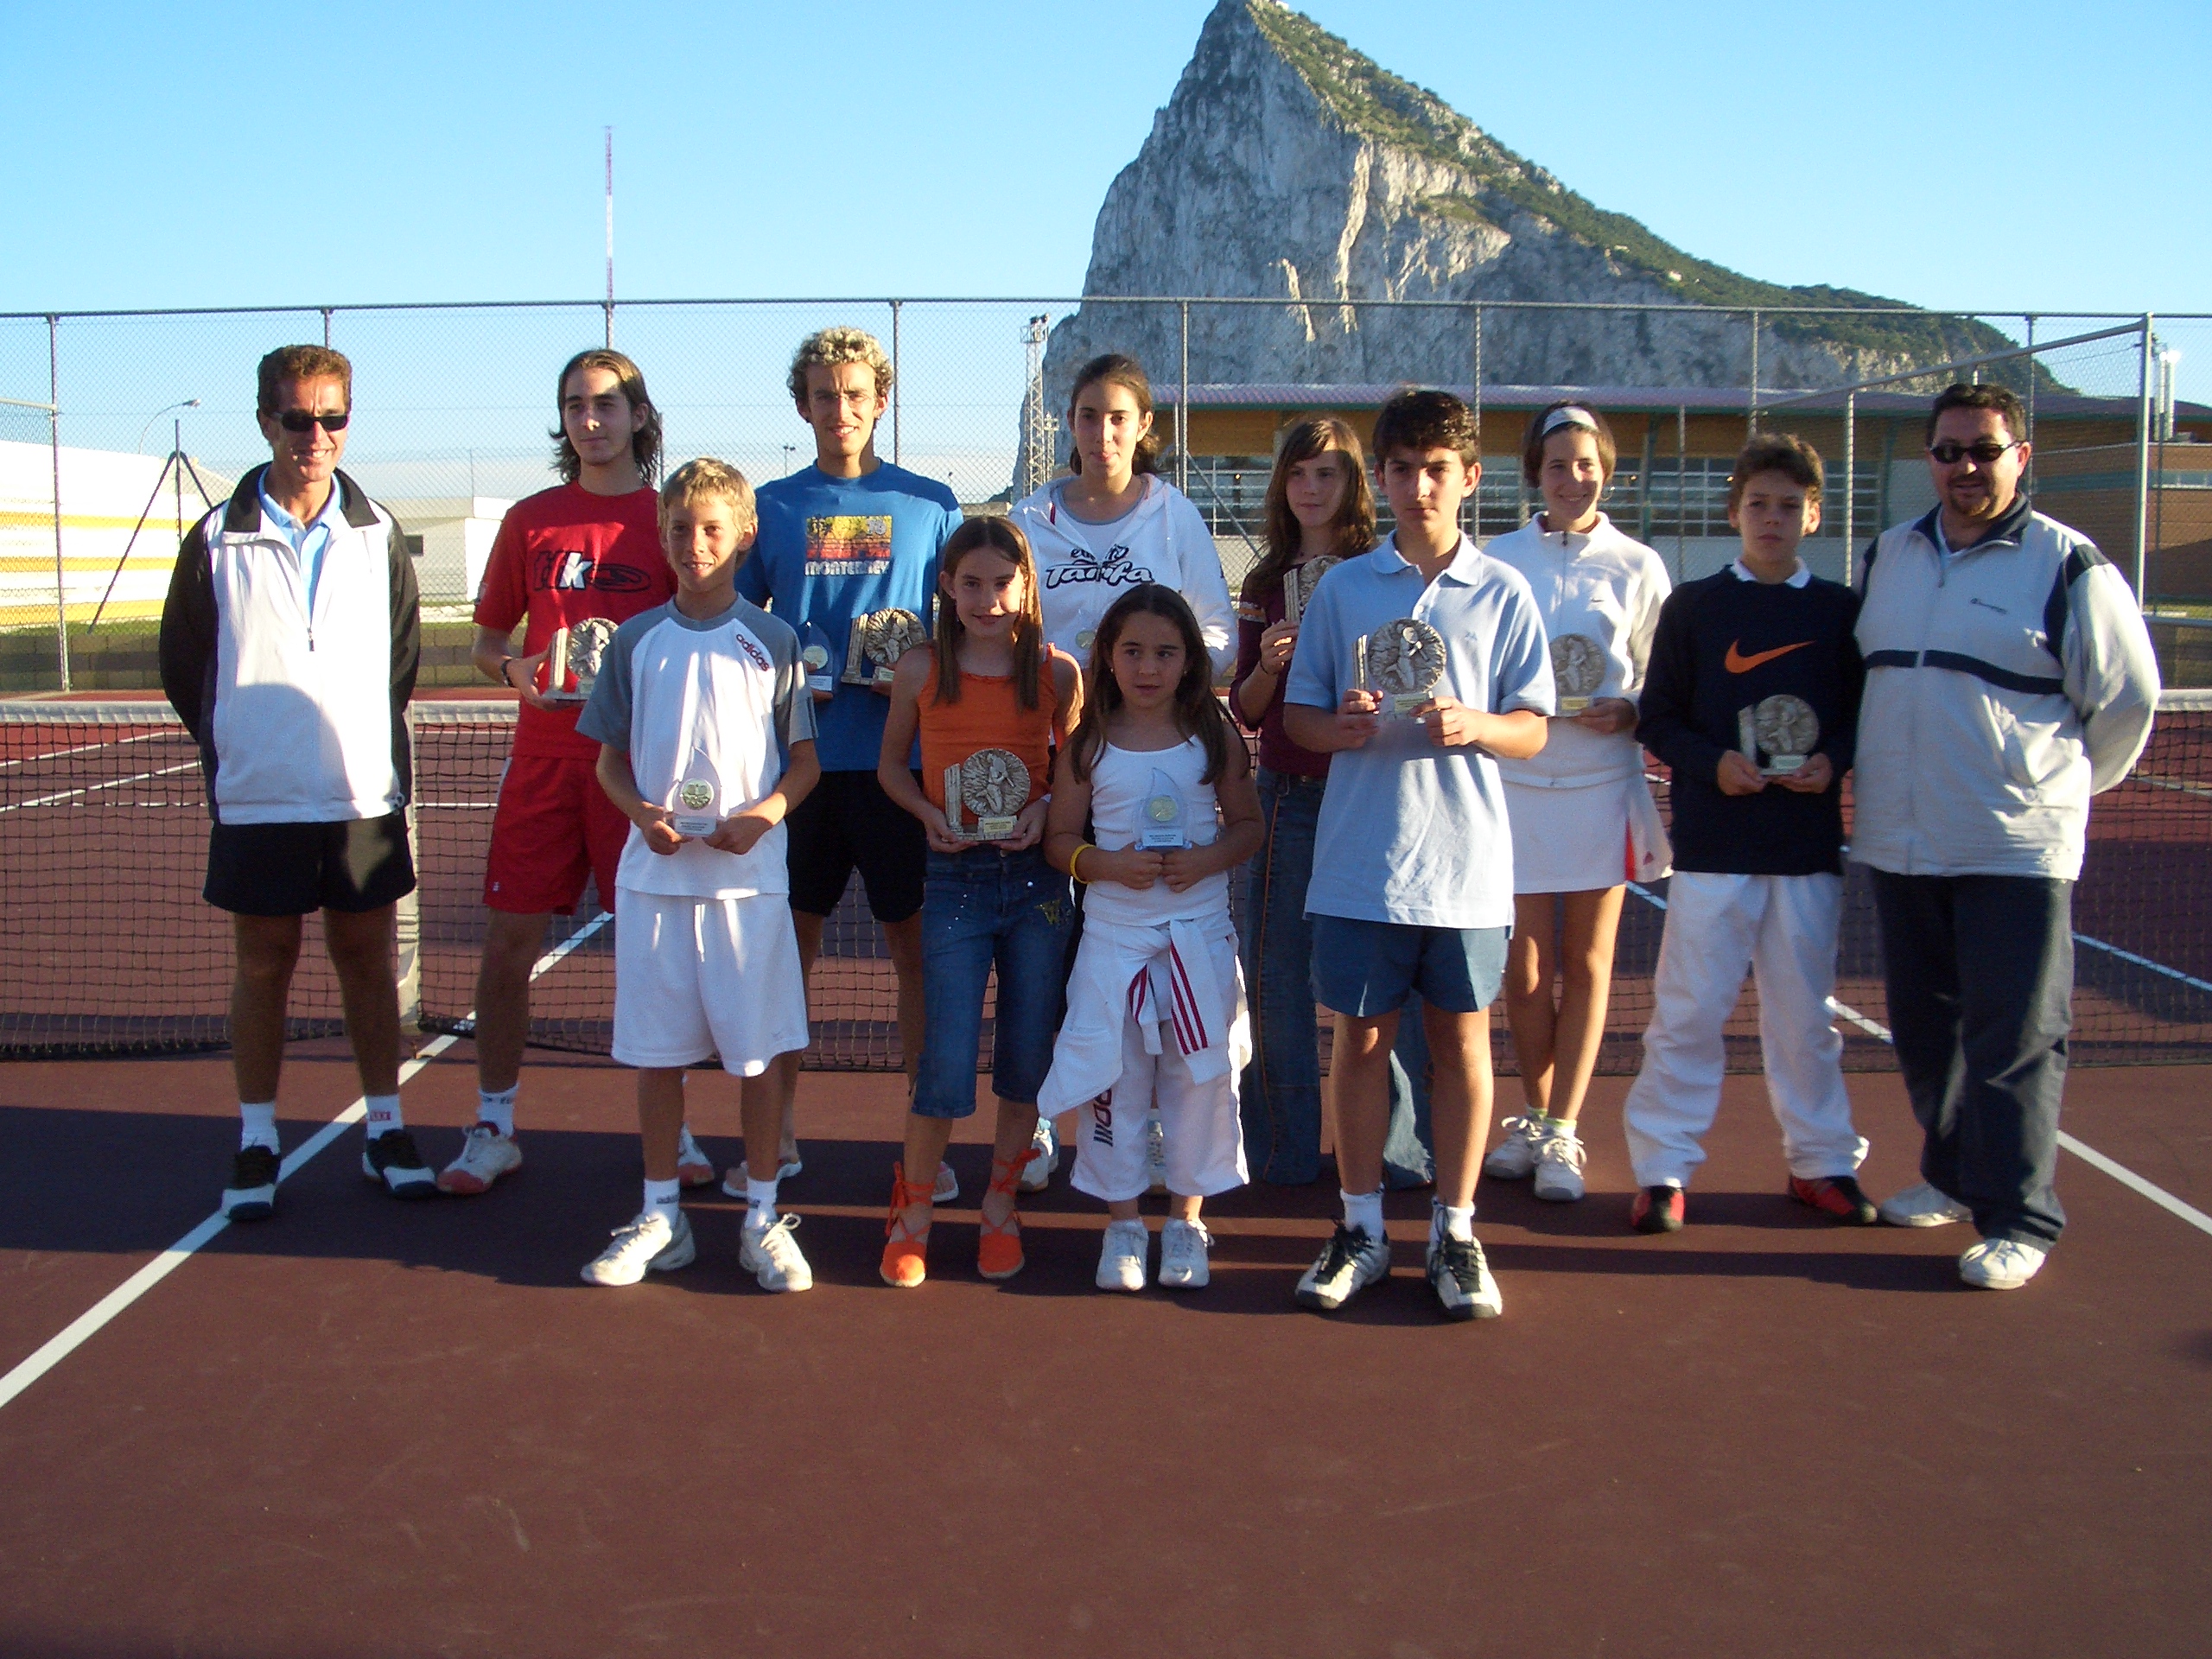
[1294,1224,1391,1312]
[1630,1185,1686,1234]
[1425,1233,1502,1321]
[363,1128,438,1198]
[222,1143,281,1222]
[1788,1173,1880,1225]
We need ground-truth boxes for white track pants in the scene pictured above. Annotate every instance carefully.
[1621,871,1867,1188]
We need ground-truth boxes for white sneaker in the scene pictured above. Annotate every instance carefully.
[437,1123,522,1195]
[720,1154,805,1197]
[1096,1219,1150,1292]
[675,1126,717,1188]
[1295,1224,1391,1312]
[1426,1232,1503,1321]
[740,1213,813,1293]
[1959,1236,2047,1291]
[1879,1181,1971,1228]
[1158,1218,1212,1290]
[1483,1115,1546,1180]
[582,1208,695,1287]
[1020,1116,1058,1192]
[1145,1111,1168,1196]
[1531,1128,1586,1203]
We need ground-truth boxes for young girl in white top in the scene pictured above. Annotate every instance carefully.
[1482,403,1672,1202]
[1038,583,1261,1294]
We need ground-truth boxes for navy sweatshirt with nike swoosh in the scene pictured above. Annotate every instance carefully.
[1637,567,1864,875]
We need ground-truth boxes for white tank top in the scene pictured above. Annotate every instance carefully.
[1083,734,1226,925]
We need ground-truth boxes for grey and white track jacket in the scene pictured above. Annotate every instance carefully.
[1851,495,2158,880]
[158,467,419,825]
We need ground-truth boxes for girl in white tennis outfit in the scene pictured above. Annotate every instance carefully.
[1483,404,1672,1202]
[1038,583,1262,1293]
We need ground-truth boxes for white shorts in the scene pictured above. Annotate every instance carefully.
[612,888,810,1074]
[1504,775,1632,894]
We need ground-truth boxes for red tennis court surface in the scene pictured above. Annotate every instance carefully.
[2,1041,2206,1657]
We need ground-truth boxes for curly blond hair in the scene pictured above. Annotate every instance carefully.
[786,326,893,407]
[658,457,757,536]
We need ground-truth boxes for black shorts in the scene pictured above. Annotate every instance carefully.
[205,813,416,917]
[785,770,924,923]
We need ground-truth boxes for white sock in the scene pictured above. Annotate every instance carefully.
[1434,1201,1477,1243]
[238,1102,278,1154]
[364,1094,403,1137]
[1341,1188,1384,1240]
[477,1085,517,1136]
[643,1178,682,1229]
[745,1177,779,1231]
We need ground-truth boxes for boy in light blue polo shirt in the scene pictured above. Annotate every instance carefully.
[1282,388,1553,1321]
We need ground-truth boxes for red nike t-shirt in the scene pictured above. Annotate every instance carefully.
[474,483,675,760]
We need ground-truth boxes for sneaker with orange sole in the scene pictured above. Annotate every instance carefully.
[977,1146,1039,1281]
[880,1162,934,1288]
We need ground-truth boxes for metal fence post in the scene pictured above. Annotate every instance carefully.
[1471,302,1484,532]
[1842,390,1857,588]
[321,307,333,349]
[48,315,68,694]
[1675,404,1688,583]
[1178,301,1190,494]
[1746,308,1760,435]
[2135,314,2155,599]
[889,299,902,467]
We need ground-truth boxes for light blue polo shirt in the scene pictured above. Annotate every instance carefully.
[1284,533,1554,929]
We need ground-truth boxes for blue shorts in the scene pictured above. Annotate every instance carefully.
[1308,915,1509,1017]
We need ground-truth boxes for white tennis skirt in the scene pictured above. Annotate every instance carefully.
[1503,774,1634,895]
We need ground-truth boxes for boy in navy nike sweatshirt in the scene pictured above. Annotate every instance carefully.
[1618,434,1874,1234]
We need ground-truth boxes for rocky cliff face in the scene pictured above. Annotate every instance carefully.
[1027,0,2004,476]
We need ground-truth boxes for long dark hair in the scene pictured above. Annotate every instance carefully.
[931,516,1045,709]
[1067,583,1233,786]
[550,348,664,485]
[1065,353,1166,479]
[1244,416,1377,601]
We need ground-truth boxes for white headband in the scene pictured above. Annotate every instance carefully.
[1541,405,1600,436]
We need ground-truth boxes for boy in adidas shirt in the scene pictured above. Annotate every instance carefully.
[1620,434,1873,1233]
[575,460,821,1291]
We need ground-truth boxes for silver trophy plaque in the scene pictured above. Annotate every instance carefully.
[671,776,719,836]
[1363,618,1447,715]
[1282,555,1342,628]
[1549,632,1607,715]
[943,747,1030,842]
[801,621,836,696]
[1751,695,1820,776]
[843,607,929,687]
[545,616,618,702]
[1135,767,1190,850]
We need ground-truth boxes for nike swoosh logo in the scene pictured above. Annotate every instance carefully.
[1725,639,1814,674]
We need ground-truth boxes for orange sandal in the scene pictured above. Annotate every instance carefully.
[880,1162,934,1288]
[977,1147,1039,1281]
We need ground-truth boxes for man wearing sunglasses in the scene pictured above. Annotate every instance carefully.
[1850,381,2158,1289]
[161,344,427,1222]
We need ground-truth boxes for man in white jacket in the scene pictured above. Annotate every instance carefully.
[1853,382,2158,1289]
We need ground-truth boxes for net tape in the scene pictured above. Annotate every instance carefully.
[5,694,2211,1067]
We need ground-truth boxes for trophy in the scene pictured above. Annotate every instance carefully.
[1282,555,1341,628]
[843,608,930,687]
[1738,696,1820,776]
[1361,618,1447,715]
[671,776,719,836]
[544,616,618,702]
[1075,627,1097,656]
[943,748,1030,842]
[801,621,836,697]
[1549,632,1607,715]
[1135,768,1190,850]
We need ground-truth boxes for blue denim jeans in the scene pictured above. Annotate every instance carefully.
[1239,769,1433,1186]
[912,844,1076,1119]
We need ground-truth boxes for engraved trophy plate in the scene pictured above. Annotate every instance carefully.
[943,747,1030,842]
[1363,618,1447,715]
[1282,555,1342,628]
[1135,767,1190,850]
[1075,627,1097,654]
[1752,695,1819,776]
[1549,632,1606,715]
[801,621,835,696]
[843,608,929,686]
[671,776,719,836]
[545,616,618,702]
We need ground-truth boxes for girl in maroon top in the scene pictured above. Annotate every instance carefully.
[1230,417,1431,1186]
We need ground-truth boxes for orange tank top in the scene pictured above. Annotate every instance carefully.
[918,647,1068,817]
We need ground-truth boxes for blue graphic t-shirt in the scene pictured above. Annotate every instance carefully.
[738,461,961,772]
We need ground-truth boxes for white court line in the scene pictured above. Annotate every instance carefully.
[0,761,197,814]
[0,911,609,1414]
[0,729,168,772]
[1624,881,2212,1241]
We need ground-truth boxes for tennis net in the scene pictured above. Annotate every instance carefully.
[4,692,2209,1070]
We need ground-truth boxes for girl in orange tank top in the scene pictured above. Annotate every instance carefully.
[877,518,1082,1288]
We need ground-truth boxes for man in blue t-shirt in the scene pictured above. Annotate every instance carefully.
[736,327,961,1185]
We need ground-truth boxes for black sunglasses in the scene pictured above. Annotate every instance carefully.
[1928,438,2018,466]
[274,409,350,433]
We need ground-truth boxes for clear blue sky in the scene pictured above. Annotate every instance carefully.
[4,0,2206,318]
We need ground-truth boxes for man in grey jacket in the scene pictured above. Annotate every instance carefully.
[1853,382,2158,1289]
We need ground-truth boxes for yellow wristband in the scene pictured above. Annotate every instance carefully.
[1070,842,1094,885]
